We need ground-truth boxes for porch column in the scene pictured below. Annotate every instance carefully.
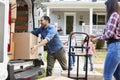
[89,8,93,34]
[47,7,50,16]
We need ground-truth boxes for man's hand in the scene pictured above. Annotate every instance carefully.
[31,45,38,54]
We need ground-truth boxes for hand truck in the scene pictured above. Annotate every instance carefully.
[68,32,89,80]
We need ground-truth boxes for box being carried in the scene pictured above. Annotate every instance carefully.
[14,33,38,59]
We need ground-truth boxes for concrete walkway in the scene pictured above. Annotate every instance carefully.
[53,62,104,79]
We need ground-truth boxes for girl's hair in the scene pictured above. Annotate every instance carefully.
[69,32,75,39]
[105,0,120,21]
[83,36,89,44]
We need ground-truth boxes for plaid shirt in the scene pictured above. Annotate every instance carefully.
[98,12,120,40]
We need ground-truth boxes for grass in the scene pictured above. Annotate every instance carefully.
[93,49,107,73]
[36,68,46,79]
[93,49,106,64]
[94,68,103,74]
[43,51,47,62]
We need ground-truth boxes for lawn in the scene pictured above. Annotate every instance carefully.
[43,51,47,62]
[93,49,107,73]
[93,49,106,64]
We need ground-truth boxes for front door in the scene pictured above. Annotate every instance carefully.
[66,16,73,34]
[64,12,76,35]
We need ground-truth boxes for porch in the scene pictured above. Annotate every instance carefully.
[58,25,105,36]
[42,1,106,35]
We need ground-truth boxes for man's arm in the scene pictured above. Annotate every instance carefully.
[36,38,48,47]
[31,38,48,54]
[31,28,41,37]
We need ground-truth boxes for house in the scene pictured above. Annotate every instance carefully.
[41,0,107,36]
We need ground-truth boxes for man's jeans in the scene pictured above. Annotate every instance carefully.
[104,42,120,80]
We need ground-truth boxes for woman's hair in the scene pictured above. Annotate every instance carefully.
[105,0,120,21]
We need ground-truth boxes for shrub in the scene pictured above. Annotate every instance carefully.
[96,40,105,49]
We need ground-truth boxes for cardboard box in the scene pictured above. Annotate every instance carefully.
[13,33,38,59]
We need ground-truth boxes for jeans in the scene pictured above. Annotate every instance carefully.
[104,42,120,80]
[69,52,75,70]
[83,54,93,71]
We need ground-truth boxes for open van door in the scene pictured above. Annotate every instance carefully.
[0,0,9,80]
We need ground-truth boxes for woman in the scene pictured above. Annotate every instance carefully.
[91,0,120,80]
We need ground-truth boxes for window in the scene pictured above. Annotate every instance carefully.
[97,15,105,25]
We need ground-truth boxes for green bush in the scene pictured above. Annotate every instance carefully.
[96,40,105,49]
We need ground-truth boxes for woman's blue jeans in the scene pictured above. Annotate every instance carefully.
[104,42,120,80]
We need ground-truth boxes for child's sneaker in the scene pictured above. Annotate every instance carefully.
[90,68,93,71]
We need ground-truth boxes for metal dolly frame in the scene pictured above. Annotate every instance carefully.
[68,32,89,80]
